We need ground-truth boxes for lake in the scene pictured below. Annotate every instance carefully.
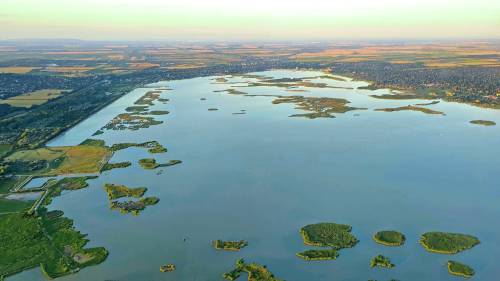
[9,70,500,281]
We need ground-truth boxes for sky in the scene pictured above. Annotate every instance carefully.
[1,0,499,41]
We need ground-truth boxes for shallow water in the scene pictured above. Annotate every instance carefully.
[10,70,500,281]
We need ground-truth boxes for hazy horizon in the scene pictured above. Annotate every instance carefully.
[2,0,499,41]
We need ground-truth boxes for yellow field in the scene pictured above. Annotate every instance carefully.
[0,67,37,74]
[54,146,111,174]
[0,89,68,108]
[291,43,500,68]
[5,145,111,175]
[44,66,95,73]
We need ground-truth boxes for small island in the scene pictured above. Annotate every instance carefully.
[139,158,182,169]
[213,240,248,251]
[375,105,445,115]
[300,222,359,249]
[370,255,395,269]
[109,197,159,215]
[272,96,363,119]
[103,113,163,131]
[101,161,131,172]
[470,120,496,126]
[160,264,176,272]
[104,183,147,200]
[373,230,406,246]
[223,258,282,281]
[296,249,339,261]
[109,141,167,154]
[447,260,475,278]
[420,232,480,254]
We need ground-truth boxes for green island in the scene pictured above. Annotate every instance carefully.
[109,141,167,153]
[296,249,339,261]
[272,96,363,119]
[213,240,248,251]
[470,120,496,126]
[134,90,163,106]
[223,258,283,281]
[373,231,406,246]
[138,158,182,169]
[148,110,170,115]
[415,100,440,106]
[101,161,131,172]
[300,222,359,249]
[104,183,147,200]
[103,113,163,131]
[215,89,248,95]
[369,93,438,100]
[125,105,149,113]
[80,138,106,147]
[447,260,475,278]
[375,105,445,115]
[124,106,169,116]
[420,232,480,254]
[370,255,395,269]
[109,197,159,215]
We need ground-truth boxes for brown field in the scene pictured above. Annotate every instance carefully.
[127,62,160,69]
[163,63,206,70]
[0,67,37,74]
[0,89,68,108]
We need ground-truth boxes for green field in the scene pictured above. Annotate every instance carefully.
[0,197,34,213]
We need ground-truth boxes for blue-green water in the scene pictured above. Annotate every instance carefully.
[10,70,500,281]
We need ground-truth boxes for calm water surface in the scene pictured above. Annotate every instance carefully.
[10,70,500,281]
